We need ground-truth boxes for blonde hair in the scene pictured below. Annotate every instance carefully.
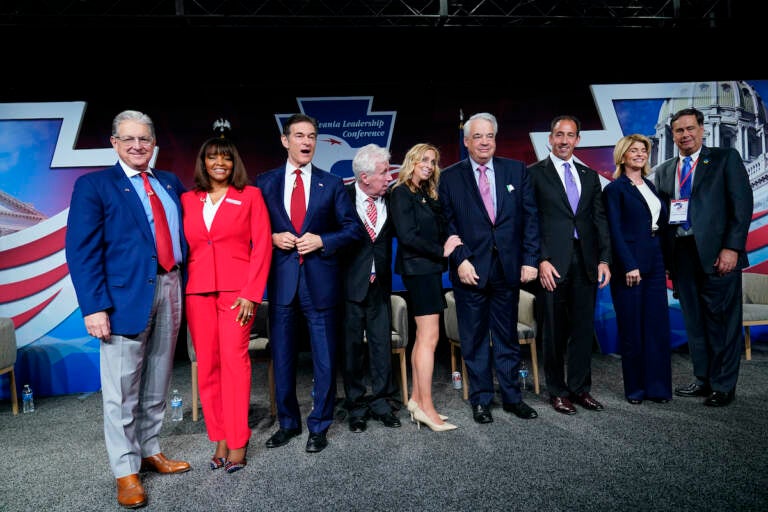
[613,133,652,179]
[393,143,441,200]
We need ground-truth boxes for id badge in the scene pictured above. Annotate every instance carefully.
[669,199,689,224]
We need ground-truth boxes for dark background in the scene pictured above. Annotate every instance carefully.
[3,19,762,186]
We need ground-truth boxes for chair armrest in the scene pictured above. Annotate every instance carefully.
[517,290,536,328]
[390,294,409,347]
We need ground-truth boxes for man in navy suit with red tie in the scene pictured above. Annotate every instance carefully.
[439,112,541,424]
[256,114,363,453]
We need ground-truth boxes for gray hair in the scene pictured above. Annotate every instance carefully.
[463,112,498,137]
[112,110,155,139]
[352,143,391,180]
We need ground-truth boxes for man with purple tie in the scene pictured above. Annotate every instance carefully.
[527,114,612,416]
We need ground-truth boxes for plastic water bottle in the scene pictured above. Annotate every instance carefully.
[22,384,35,413]
[518,361,529,391]
[170,389,183,422]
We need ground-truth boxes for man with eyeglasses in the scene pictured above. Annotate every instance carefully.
[66,110,189,509]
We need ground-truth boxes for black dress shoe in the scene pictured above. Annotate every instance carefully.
[704,390,735,407]
[349,417,367,433]
[571,392,605,411]
[371,411,401,428]
[503,401,538,419]
[305,431,328,453]
[550,396,577,415]
[265,427,302,448]
[627,398,643,405]
[472,404,493,424]
[649,398,670,404]
[675,382,711,397]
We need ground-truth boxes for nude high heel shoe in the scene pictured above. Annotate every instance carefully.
[412,406,457,432]
[407,399,447,422]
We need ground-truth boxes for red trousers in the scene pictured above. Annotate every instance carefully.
[186,291,252,449]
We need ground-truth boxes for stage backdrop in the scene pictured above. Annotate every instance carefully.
[1,80,767,399]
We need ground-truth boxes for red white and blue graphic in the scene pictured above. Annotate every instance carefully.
[1,83,766,398]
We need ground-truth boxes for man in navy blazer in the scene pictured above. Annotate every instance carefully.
[256,114,363,453]
[439,112,540,424]
[65,110,189,509]
[654,107,753,407]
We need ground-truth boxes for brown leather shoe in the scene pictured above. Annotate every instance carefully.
[550,396,577,415]
[116,474,146,509]
[571,392,605,411]
[140,453,191,474]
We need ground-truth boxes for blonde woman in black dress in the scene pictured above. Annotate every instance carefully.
[390,143,462,431]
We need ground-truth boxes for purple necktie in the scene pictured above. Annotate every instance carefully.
[478,165,495,222]
[564,162,579,238]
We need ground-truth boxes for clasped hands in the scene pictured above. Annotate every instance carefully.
[273,231,323,255]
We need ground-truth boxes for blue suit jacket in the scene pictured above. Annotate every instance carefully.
[603,174,669,275]
[439,157,540,288]
[65,163,187,336]
[255,165,363,308]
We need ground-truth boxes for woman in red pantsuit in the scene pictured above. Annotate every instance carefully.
[182,135,272,473]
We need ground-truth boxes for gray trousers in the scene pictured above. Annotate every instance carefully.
[100,270,182,478]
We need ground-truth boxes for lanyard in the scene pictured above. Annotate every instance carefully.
[676,156,699,189]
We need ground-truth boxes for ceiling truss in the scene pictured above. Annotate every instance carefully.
[0,1,739,29]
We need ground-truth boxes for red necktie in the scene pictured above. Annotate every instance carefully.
[290,169,306,264]
[290,169,306,233]
[365,196,377,282]
[365,196,377,241]
[140,172,175,272]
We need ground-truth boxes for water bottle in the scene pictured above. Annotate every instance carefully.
[518,361,529,391]
[170,388,183,422]
[22,384,35,413]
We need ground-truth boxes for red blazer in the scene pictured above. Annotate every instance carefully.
[182,186,272,302]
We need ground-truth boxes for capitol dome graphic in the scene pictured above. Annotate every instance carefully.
[651,80,768,211]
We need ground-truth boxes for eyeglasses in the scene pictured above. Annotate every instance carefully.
[113,135,154,147]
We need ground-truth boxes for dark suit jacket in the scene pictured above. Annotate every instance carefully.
[390,184,447,276]
[340,184,393,302]
[653,146,753,275]
[528,157,611,282]
[602,174,669,275]
[65,163,187,336]
[255,165,363,309]
[439,157,540,287]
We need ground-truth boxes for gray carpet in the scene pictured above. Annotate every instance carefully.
[1,343,766,512]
